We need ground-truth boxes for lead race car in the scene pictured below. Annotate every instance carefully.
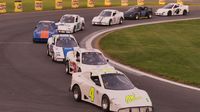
[155,3,189,16]
[65,48,115,74]
[47,34,79,62]
[33,21,57,43]
[56,14,85,34]
[124,6,153,20]
[92,9,124,26]
[70,70,153,112]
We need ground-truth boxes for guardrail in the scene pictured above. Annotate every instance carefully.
[0,0,189,14]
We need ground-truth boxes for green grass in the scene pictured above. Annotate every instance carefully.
[100,20,200,87]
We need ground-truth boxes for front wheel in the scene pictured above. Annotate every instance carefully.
[65,61,70,74]
[51,53,55,62]
[81,23,85,31]
[167,11,172,16]
[135,14,139,20]
[102,95,110,112]
[148,13,152,19]
[73,85,81,102]
[119,17,123,24]
[108,20,112,26]
[183,10,188,15]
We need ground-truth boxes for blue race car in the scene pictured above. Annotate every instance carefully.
[33,21,57,43]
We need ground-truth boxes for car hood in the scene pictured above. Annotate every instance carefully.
[54,46,76,57]
[57,23,75,30]
[81,64,115,73]
[156,8,170,13]
[93,16,111,22]
[107,88,152,108]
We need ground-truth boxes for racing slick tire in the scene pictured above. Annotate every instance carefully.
[102,95,110,112]
[65,61,70,74]
[183,10,188,15]
[147,13,152,19]
[108,20,112,26]
[73,85,82,102]
[47,45,50,56]
[135,14,139,20]
[119,17,123,24]
[81,23,85,31]
[167,11,172,16]
[73,26,76,33]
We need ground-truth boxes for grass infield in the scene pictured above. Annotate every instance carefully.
[100,19,200,87]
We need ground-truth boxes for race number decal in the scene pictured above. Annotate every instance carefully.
[125,95,142,104]
[89,87,95,102]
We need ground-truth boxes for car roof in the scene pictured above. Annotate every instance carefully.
[75,48,102,54]
[39,20,55,23]
[103,9,118,12]
[53,34,76,39]
[62,14,79,17]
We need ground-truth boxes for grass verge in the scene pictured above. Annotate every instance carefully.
[100,19,200,87]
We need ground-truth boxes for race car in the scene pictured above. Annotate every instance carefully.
[70,70,153,112]
[65,48,115,74]
[92,9,124,26]
[56,14,85,34]
[47,34,79,62]
[33,21,57,43]
[155,3,189,16]
[124,6,153,20]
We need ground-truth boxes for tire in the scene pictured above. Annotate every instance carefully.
[108,20,112,26]
[78,68,81,72]
[183,10,188,15]
[102,95,110,112]
[65,61,70,74]
[81,23,85,31]
[73,26,76,33]
[47,45,50,56]
[73,85,81,102]
[119,17,123,24]
[51,53,55,62]
[32,39,36,43]
[135,14,139,20]
[167,11,172,16]
[148,13,152,19]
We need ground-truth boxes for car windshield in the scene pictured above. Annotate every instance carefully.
[163,4,174,9]
[127,7,137,12]
[99,11,112,17]
[60,16,75,23]
[102,73,134,90]
[56,36,78,48]
[37,22,54,31]
[82,52,107,65]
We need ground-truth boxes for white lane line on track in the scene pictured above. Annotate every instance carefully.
[82,17,200,92]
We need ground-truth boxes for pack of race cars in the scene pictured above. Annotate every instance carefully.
[33,3,189,112]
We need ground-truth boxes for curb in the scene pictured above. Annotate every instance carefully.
[80,17,200,92]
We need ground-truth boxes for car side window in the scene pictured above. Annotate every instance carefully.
[75,16,78,22]
[91,76,101,87]
[174,5,179,8]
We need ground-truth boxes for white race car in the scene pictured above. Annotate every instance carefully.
[92,9,124,26]
[56,14,85,33]
[155,3,189,16]
[47,34,79,62]
[65,48,115,74]
[70,70,153,112]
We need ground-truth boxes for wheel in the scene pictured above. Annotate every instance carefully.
[119,17,123,24]
[81,23,85,31]
[78,68,81,72]
[183,10,188,15]
[32,39,36,43]
[73,85,81,102]
[65,61,70,74]
[135,14,139,20]
[102,95,110,112]
[167,11,172,16]
[108,20,112,26]
[73,26,76,33]
[47,45,50,56]
[148,13,152,19]
[51,53,55,62]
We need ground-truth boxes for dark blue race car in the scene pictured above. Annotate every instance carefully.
[33,21,57,43]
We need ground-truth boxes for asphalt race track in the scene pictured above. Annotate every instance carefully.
[0,6,200,112]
